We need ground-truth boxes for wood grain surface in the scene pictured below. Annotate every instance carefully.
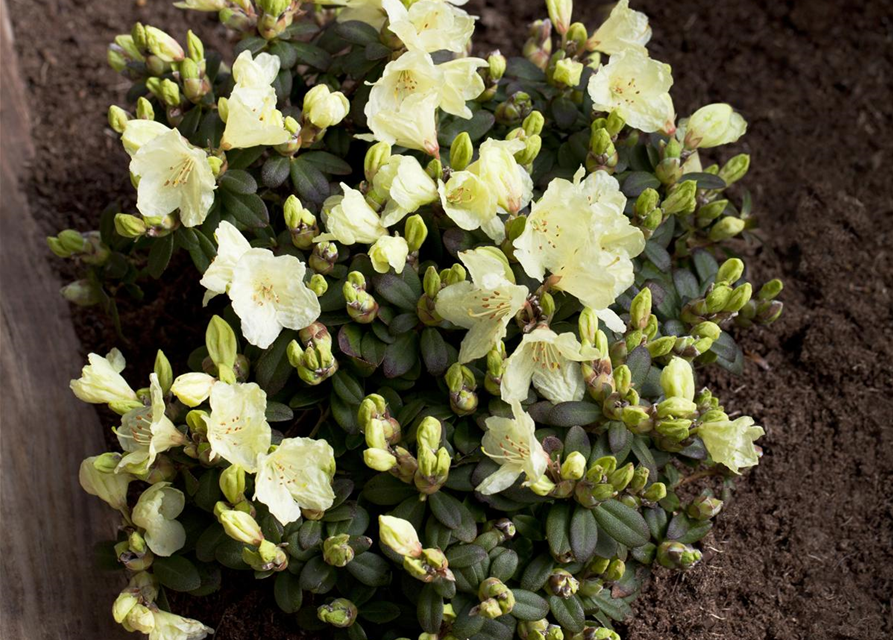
[0,1,128,637]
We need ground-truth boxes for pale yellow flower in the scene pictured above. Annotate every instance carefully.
[132,482,186,557]
[587,0,652,55]
[476,400,549,495]
[203,381,272,472]
[254,437,337,524]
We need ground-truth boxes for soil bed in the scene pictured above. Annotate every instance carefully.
[9,0,892,638]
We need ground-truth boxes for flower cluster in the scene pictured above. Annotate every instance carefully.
[59,1,783,639]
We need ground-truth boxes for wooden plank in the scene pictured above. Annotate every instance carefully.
[0,2,128,637]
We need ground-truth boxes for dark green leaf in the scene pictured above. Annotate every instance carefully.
[346,552,391,587]
[643,241,671,272]
[420,327,451,377]
[438,110,495,146]
[627,346,652,391]
[418,584,444,634]
[332,369,365,405]
[334,20,381,45]
[291,156,330,205]
[382,332,418,379]
[292,43,333,70]
[300,555,337,593]
[219,169,258,195]
[511,589,550,621]
[262,155,291,188]
[593,499,650,547]
[673,269,701,301]
[372,272,419,310]
[274,571,304,613]
[666,512,713,544]
[680,172,727,190]
[255,330,295,396]
[361,472,417,506]
[359,601,401,624]
[621,172,661,197]
[520,553,554,592]
[548,594,585,633]
[265,401,294,422]
[153,555,201,592]
[446,544,488,569]
[692,249,719,283]
[147,234,174,279]
[551,97,579,129]
[301,150,353,176]
[429,491,463,530]
[569,505,599,563]
[546,502,572,559]
[221,190,269,228]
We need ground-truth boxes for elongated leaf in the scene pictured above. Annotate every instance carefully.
[420,327,451,376]
[622,172,661,197]
[274,571,303,613]
[680,172,726,190]
[153,555,201,592]
[548,594,585,633]
[418,584,444,634]
[255,330,295,395]
[372,272,418,310]
[511,589,549,621]
[262,155,291,188]
[221,190,269,228]
[429,490,463,530]
[446,544,488,569]
[346,552,391,586]
[301,151,353,176]
[627,346,652,391]
[147,234,174,279]
[292,42,332,70]
[382,332,418,379]
[593,499,650,547]
[290,156,330,205]
[570,505,599,563]
[546,502,572,560]
[219,169,257,194]
[520,553,554,592]
[335,20,381,45]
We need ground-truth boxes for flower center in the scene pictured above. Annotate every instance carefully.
[253,281,280,306]
[467,289,514,321]
[164,157,195,187]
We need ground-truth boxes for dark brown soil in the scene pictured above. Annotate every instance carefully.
[9,0,893,639]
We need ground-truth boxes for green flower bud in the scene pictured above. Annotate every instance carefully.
[495,91,532,126]
[515,134,543,166]
[629,288,652,330]
[108,105,129,133]
[477,577,515,615]
[656,540,702,570]
[416,416,442,451]
[258,0,290,16]
[607,462,635,492]
[539,291,556,319]
[621,405,650,430]
[309,241,338,275]
[553,58,584,87]
[687,495,723,520]
[696,199,729,226]
[218,509,264,545]
[206,315,238,381]
[364,141,392,183]
[547,568,579,598]
[589,126,614,157]
[629,466,650,493]
[145,26,184,62]
[523,110,545,137]
[446,363,477,416]
[523,20,553,70]
[107,47,127,73]
[305,274,326,297]
[423,266,442,300]
[344,271,379,324]
[444,263,467,285]
[604,558,625,582]
[529,474,557,497]
[160,79,181,107]
[604,109,625,136]
[656,397,699,419]
[709,216,746,242]
[662,180,698,215]
[719,153,750,185]
[560,451,587,481]
[546,0,573,34]
[474,598,503,619]
[59,280,102,307]
[217,96,229,123]
[114,213,147,239]
[705,284,732,314]
[566,21,588,52]
[646,335,676,358]
[323,534,355,567]
[634,188,660,219]
[758,278,784,301]
[449,131,474,171]
[488,50,507,81]
[613,365,631,395]
[56,229,88,254]
[642,482,667,503]
[219,464,246,504]
[715,258,744,285]
[655,418,691,442]
[404,214,428,253]
[317,599,358,628]
[724,282,753,313]
[655,157,682,186]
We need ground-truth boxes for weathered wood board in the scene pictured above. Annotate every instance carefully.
[0,2,128,637]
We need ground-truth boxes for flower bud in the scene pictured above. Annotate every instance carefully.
[60,279,103,307]
[218,509,264,545]
[604,558,625,582]
[629,287,652,330]
[687,495,723,520]
[108,105,130,133]
[322,533,355,567]
[709,216,746,242]
[343,271,379,324]
[553,58,583,87]
[613,365,632,395]
[662,180,698,215]
[446,363,478,416]
[715,258,744,286]
[757,278,784,301]
[302,85,350,130]
[495,91,532,126]
[566,21,588,53]
[378,515,423,558]
[219,464,246,504]
[145,26,184,62]
[655,418,691,442]
[646,335,675,358]
[642,482,667,503]
[696,199,728,226]
[257,0,290,17]
[607,462,635,491]
[206,315,237,381]
[560,451,586,481]
[449,131,474,171]
[515,134,543,166]
[309,241,338,274]
[546,0,573,35]
[634,188,660,220]
[661,356,695,401]
[548,568,579,598]
[317,599,357,628]
[114,213,148,239]
[657,540,702,570]
[404,214,428,253]
[718,153,750,185]
[724,282,753,313]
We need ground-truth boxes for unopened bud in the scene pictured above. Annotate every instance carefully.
[709,216,746,242]
[218,508,264,545]
[145,26,184,62]
[60,279,102,307]
[719,153,750,185]
[687,495,723,520]
[662,180,697,215]
[553,58,583,87]
[219,464,246,504]
[548,568,579,598]
[657,540,702,570]
[642,482,667,503]
[309,241,338,274]
[546,0,573,35]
